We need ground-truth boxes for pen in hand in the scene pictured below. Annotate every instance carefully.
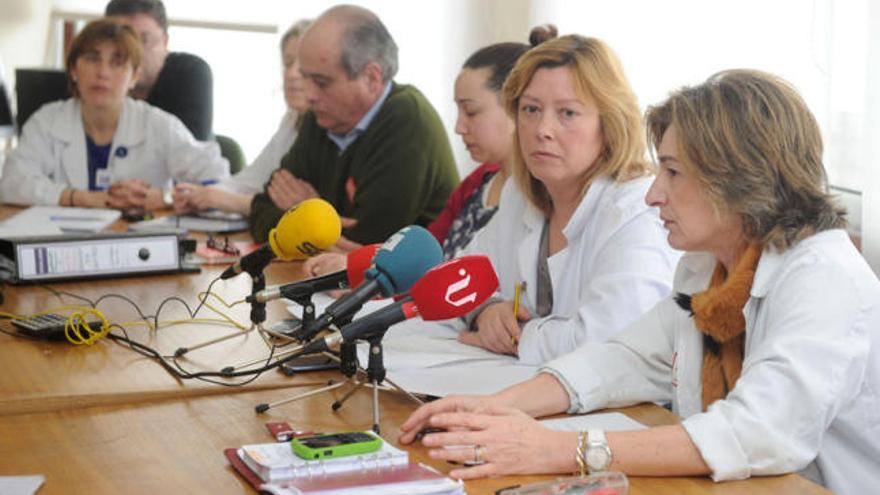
[511,281,527,345]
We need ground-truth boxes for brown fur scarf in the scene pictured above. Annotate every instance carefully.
[674,243,763,411]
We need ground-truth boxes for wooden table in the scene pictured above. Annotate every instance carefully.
[0,210,829,494]
[0,261,324,415]
[0,387,827,495]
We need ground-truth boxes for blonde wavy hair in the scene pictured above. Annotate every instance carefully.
[645,69,846,251]
[501,34,651,215]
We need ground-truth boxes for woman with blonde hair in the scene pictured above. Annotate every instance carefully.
[458,28,679,363]
[173,19,313,215]
[401,69,880,494]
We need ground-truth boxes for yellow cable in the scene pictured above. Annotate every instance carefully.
[3,288,252,345]
[64,307,110,345]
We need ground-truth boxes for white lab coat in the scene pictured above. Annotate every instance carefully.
[544,229,880,494]
[0,97,228,205]
[217,109,298,195]
[466,176,681,365]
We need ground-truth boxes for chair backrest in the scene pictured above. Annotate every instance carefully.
[215,134,246,175]
[15,68,70,132]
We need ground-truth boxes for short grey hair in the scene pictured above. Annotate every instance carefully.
[336,8,398,82]
[280,18,312,51]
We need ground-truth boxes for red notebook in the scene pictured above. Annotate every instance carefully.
[224,448,463,494]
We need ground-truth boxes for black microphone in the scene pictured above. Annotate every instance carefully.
[300,297,415,354]
[222,244,276,280]
[245,243,381,304]
[246,270,349,304]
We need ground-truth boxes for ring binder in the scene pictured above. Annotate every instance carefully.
[0,230,197,284]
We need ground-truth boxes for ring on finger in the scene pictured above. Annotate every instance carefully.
[473,444,484,464]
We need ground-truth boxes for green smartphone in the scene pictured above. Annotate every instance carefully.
[291,431,382,460]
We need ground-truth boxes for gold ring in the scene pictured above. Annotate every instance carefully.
[473,444,484,464]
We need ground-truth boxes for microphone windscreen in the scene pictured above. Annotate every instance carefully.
[410,255,499,320]
[370,225,443,295]
[346,243,380,287]
[269,198,341,261]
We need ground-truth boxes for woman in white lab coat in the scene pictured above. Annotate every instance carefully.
[400,69,880,495]
[457,31,679,363]
[0,19,227,211]
[171,19,312,216]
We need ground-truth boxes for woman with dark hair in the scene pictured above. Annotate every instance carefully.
[426,39,532,258]
[400,70,880,495]
[0,19,227,210]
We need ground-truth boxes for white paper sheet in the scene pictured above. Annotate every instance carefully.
[386,362,538,397]
[1,206,119,233]
[540,412,647,432]
[129,214,247,233]
[0,475,45,495]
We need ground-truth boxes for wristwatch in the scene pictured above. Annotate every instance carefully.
[162,187,174,208]
[584,429,612,473]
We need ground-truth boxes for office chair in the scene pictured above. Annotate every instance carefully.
[15,68,70,132]
[0,78,15,138]
[216,134,246,175]
[0,81,14,138]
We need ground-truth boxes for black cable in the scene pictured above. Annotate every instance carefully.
[106,324,290,386]
[151,275,221,330]
[32,278,290,386]
[92,293,153,323]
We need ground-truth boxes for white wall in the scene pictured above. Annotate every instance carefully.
[2,0,877,274]
[863,1,880,272]
[0,0,53,89]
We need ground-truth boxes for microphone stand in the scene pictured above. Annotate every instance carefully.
[207,287,324,374]
[255,339,358,413]
[254,324,424,434]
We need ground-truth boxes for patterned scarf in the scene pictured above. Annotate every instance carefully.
[675,243,763,411]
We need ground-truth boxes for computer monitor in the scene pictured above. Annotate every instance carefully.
[14,68,69,132]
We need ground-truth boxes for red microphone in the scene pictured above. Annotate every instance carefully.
[246,244,381,304]
[345,243,379,288]
[301,255,498,353]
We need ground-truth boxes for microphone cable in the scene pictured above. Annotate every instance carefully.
[13,280,303,386]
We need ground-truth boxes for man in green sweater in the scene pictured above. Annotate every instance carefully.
[249,5,458,248]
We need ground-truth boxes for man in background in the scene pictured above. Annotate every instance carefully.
[105,0,213,141]
[249,4,458,249]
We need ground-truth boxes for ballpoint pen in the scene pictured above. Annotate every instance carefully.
[511,281,526,345]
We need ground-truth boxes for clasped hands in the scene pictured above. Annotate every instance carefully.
[105,179,163,211]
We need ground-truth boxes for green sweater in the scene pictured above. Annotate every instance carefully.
[249,83,458,244]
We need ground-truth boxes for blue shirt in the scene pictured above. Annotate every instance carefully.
[327,82,393,153]
[85,134,111,191]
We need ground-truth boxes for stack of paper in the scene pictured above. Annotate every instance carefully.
[226,434,464,495]
[129,211,247,233]
[239,436,408,483]
[0,206,120,234]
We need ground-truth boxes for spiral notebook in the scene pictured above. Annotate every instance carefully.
[238,438,409,483]
[225,447,464,495]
